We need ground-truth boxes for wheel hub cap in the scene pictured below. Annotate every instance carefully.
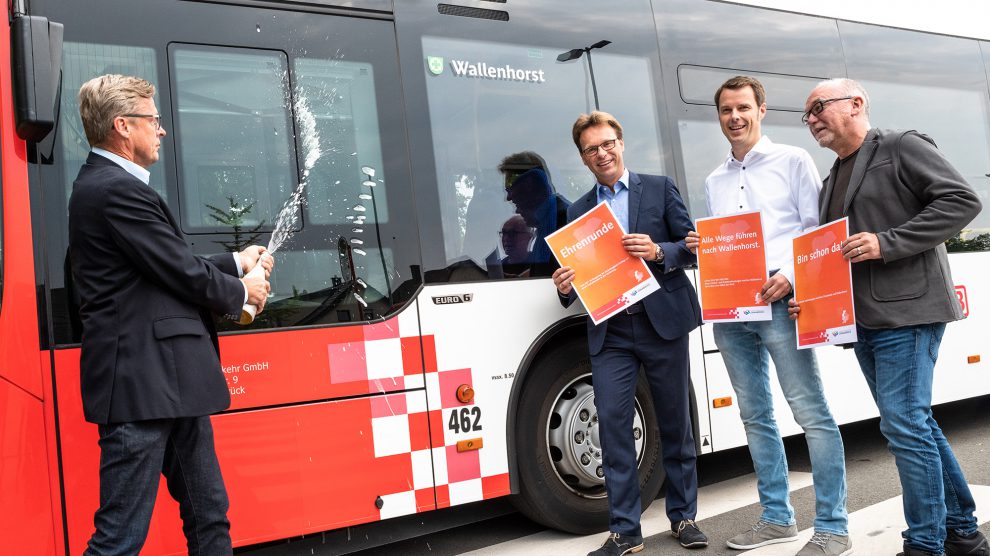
[546,375,646,497]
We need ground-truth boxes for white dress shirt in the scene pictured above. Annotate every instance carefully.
[704,136,821,287]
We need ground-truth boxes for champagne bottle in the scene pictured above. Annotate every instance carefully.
[238,253,271,325]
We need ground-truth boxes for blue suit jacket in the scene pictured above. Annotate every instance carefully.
[561,171,701,355]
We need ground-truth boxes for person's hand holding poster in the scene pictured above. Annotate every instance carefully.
[545,202,660,325]
[696,211,770,322]
[792,218,857,349]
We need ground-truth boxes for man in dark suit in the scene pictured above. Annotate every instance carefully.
[552,111,706,556]
[793,78,986,556]
[68,74,272,555]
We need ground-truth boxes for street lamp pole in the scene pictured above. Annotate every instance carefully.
[556,40,611,111]
[585,48,601,111]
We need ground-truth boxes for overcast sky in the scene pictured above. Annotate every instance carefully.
[728,0,990,41]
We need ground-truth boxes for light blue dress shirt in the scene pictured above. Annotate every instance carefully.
[92,147,151,184]
[595,169,631,233]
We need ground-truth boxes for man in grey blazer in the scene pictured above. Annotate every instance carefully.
[792,78,986,556]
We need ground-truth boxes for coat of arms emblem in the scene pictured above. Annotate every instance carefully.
[427,56,444,75]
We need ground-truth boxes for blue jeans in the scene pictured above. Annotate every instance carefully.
[714,298,848,534]
[84,417,232,556]
[854,323,978,555]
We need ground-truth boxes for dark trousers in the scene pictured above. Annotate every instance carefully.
[84,416,232,556]
[590,311,698,538]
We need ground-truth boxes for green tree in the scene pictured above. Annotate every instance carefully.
[206,196,266,252]
[946,232,990,253]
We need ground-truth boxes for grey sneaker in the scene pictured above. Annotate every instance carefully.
[726,520,799,550]
[796,532,853,556]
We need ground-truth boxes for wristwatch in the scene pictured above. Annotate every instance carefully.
[654,243,664,263]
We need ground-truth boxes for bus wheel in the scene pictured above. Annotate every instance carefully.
[512,342,665,534]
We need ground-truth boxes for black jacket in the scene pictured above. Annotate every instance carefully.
[68,152,244,424]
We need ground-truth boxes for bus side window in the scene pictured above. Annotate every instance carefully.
[291,56,396,312]
[48,43,161,344]
[170,45,404,329]
[170,46,295,237]
[673,67,833,220]
[43,17,418,343]
[839,23,990,252]
[652,0,844,220]
[418,31,666,282]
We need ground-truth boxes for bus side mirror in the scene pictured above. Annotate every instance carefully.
[11,15,64,142]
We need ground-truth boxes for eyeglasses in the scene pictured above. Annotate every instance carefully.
[499,230,533,238]
[801,97,853,124]
[581,138,618,157]
[122,113,162,130]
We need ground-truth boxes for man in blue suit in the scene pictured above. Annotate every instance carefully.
[553,112,706,556]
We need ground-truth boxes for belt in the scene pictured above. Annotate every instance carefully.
[624,302,644,315]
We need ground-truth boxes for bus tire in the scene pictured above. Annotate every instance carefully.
[512,341,665,534]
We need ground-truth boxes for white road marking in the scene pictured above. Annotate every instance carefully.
[462,478,990,555]
[461,472,814,555]
[744,484,990,555]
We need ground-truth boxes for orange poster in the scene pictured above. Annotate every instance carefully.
[545,202,660,325]
[696,211,770,322]
[792,218,857,349]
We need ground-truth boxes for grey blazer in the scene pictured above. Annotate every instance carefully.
[820,128,982,328]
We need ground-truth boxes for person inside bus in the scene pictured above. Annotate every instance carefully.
[68,74,273,555]
[791,78,987,556]
[497,214,534,278]
[552,111,707,556]
[500,150,570,276]
[684,76,850,556]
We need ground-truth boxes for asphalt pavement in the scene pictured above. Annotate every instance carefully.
[353,394,990,555]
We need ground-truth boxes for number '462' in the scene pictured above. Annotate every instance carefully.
[448,407,482,433]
